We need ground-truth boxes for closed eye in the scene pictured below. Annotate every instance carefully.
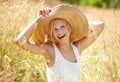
[61,25,65,28]
[55,28,58,31]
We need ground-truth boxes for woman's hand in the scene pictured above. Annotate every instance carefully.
[36,7,51,22]
[38,7,51,16]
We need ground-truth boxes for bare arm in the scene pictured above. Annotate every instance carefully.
[75,21,104,53]
[15,8,51,55]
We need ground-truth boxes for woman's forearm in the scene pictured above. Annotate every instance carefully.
[15,15,42,46]
[15,7,51,48]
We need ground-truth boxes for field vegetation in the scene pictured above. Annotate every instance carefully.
[0,0,120,82]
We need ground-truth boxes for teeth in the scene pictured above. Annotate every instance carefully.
[58,34,65,38]
[58,34,65,39]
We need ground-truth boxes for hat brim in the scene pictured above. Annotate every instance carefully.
[31,5,89,44]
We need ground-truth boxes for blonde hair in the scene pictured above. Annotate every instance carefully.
[48,18,71,44]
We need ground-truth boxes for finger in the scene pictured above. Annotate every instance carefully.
[39,8,45,14]
[39,9,43,15]
[43,9,46,14]
[48,8,51,13]
[38,7,51,15]
[45,8,49,14]
[49,9,51,12]
[45,7,51,13]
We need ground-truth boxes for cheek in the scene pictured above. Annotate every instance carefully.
[67,27,71,35]
[53,31,57,38]
[65,28,70,34]
[67,25,71,31]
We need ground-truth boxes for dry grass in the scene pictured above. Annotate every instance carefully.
[0,0,120,82]
[81,7,120,82]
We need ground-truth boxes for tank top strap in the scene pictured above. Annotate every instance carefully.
[53,44,62,60]
[71,43,81,61]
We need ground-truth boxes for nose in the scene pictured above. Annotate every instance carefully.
[56,28,63,34]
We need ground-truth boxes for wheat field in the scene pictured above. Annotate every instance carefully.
[0,0,120,82]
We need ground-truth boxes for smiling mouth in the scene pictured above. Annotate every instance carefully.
[57,34,66,39]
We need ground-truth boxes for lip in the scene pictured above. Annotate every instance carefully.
[57,34,66,39]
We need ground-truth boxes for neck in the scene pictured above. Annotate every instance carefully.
[56,41,72,51]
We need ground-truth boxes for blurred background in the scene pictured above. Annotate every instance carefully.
[0,0,120,82]
[62,0,120,8]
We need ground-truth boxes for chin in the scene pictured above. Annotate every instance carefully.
[57,40,68,44]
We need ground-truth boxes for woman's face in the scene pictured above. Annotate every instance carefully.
[52,19,71,44]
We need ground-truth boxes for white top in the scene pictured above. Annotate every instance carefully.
[47,43,82,82]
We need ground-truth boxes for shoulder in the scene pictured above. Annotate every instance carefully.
[43,43,56,67]
[42,43,55,57]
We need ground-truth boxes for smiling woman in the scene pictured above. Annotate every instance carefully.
[15,5,104,82]
[49,19,71,44]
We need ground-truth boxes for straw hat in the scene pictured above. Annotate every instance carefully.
[31,5,89,44]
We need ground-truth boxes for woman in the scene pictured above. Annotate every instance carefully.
[15,5,104,82]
